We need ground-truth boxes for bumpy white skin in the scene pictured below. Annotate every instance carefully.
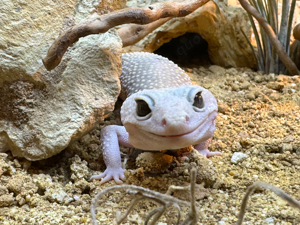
[91,52,221,184]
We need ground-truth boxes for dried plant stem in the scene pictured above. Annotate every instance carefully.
[238,0,299,75]
[166,184,190,196]
[237,181,300,225]
[91,185,189,225]
[116,195,145,223]
[181,168,198,225]
[91,168,199,225]
[43,0,210,71]
[286,0,296,53]
[190,168,197,224]
[146,206,166,225]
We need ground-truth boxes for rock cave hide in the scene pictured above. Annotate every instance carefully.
[125,0,256,69]
[0,0,124,160]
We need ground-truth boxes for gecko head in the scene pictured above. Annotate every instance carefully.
[120,85,218,150]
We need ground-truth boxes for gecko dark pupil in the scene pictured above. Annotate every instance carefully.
[193,92,204,108]
[136,100,151,117]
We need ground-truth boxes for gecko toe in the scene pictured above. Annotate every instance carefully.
[91,167,125,185]
[99,175,114,184]
[198,149,222,158]
[112,175,124,185]
[90,173,105,180]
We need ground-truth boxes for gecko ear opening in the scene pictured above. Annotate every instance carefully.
[135,99,152,120]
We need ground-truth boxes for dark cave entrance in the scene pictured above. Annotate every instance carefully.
[154,32,212,67]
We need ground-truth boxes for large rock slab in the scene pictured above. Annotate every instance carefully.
[0,0,123,160]
[0,0,75,85]
[0,0,125,84]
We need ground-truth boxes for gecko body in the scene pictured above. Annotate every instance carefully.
[91,52,220,184]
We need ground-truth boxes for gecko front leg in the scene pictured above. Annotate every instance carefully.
[90,125,133,184]
[194,138,222,158]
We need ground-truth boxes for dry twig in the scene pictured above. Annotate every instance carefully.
[238,0,299,75]
[118,17,171,47]
[237,181,300,225]
[90,168,198,225]
[293,23,300,41]
[182,167,198,225]
[43,0,210,71]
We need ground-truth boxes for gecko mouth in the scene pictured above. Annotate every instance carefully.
[149,111,217,138]
[156,130,195,138]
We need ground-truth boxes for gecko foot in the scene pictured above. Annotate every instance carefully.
[197,149,222,158]
[90,167,125,185]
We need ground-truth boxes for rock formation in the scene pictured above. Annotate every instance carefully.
[0,0,123,160]
[125,0,257,68]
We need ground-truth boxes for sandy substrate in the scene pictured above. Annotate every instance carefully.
[0,65,299,225]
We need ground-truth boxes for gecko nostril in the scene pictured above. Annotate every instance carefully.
[162,118,167,126]
[185,116,190,122]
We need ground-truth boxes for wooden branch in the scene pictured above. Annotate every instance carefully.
[293,23,300,41]
[42,0,210,71]
[118,17,171,47]
[238,0,299,75]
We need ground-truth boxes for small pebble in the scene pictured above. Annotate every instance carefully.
[263,217,275,224]
[208,65,226,75]
[266,82,284,91]
[231,152,248,164]
[231,83,239,91]
[281,143,293,153]
[240,81,250,90]
[245,92,256,100]
[254,75,264,83]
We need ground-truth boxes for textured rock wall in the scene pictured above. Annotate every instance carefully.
[125,1,256,69]
[0,0,124,160]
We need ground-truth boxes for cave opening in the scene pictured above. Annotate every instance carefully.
[154,32,212,67]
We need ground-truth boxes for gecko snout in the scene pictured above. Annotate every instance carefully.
[161,114,190,128]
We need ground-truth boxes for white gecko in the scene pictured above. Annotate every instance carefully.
[91,52,221,184]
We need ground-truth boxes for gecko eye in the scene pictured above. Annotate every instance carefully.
[193,92,204,109]
[135,99,152,118]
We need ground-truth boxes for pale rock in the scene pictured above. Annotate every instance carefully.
[46,188,72,204]
[70,155,89,180]
[0,32,122,160]
[231,152,248,164]
[0,0,76,84]
[209,65,226,75]
[75,0,103,22]
[0,194,14,207]
[263,217,275,224]
[75,0,126,23]
[0,0,123,160]
[0,186,8,196]
[32,174,54,191]
[226,67,238,75]
[281,143,293,153]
